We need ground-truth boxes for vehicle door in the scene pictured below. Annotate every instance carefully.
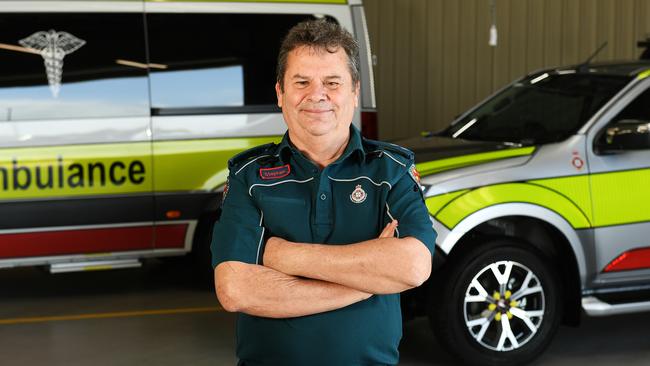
[0,4,155,264]
[588,77,650,288]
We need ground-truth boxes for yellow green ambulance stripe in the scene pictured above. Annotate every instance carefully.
[425,169,650,230]
[416,147,536,176]
[0,136,281,200]
[528,175,593,223]
[0,142,152,200]
[636,69,650,80]
[425,189,469,217]
[153,136,281,192]
[434,183,592,229]
[590,168,650,227]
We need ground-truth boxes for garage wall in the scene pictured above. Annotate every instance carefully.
[363,0,650,140]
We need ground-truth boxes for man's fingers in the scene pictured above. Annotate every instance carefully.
[379,220,398,238]
[379,222,392,237]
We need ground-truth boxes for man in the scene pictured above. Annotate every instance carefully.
[211,20,436,366]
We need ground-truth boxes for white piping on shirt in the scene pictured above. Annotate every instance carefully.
[327,175,392,189]
[256,211,265,265]
[382,151,407,167]
[235,154,280,176]
[367,150,407,167]
[385,203,400,238]
[248,178,314,196]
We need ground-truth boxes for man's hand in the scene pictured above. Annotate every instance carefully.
[379,220,398,238]
[215,261,372,318]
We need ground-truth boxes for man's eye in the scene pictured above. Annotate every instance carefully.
[327,82,340,88]
[295,81,308,87]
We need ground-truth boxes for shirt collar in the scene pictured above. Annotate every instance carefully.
[278,124,365,164]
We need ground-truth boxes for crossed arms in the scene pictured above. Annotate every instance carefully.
[215,220,432,318]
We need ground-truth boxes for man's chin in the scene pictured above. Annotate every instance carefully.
[305,128,332,137]
[301,120,336,137]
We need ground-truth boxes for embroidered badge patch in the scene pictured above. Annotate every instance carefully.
[350,184,367,204]
[259,164,291,180]
[408,164,421,185]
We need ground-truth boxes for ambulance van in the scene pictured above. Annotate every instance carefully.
[0,0,376,273]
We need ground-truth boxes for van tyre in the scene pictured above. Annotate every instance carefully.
[430,239,562,366]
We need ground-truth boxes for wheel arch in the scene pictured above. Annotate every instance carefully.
[435,203,585,325]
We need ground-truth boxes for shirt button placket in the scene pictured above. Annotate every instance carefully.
[313,167,333,242]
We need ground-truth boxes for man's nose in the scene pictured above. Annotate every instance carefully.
[305,81,327,102]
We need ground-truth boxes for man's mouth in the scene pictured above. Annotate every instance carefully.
[301,109,332,114]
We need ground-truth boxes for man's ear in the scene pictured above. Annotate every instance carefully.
[275,82,283,108]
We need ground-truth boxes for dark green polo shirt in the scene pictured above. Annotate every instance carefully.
[211,125,436,366]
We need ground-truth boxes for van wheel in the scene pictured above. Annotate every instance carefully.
[430,239,561,366]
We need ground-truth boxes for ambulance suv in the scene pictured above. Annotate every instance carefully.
[0,1,376,273]
[402,61,650,365]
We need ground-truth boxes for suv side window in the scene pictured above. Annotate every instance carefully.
[612,87,650,122]
[0,13,149,121]
[146,13,320,113]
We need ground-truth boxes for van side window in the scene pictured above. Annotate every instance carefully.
[612,87,650,123]
[0,13,149,121]
[146,13,320,113]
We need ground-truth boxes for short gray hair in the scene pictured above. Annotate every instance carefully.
[276,19,360,92]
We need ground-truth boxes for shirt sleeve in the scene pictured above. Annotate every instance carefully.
[210,171,265,268]
[385,172,437,256]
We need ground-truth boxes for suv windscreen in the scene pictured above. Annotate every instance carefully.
[440,72,631,145]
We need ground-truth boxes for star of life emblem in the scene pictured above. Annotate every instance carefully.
[350,184,367,204]
[19,30,86,98]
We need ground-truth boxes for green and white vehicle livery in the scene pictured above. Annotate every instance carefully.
[0,0,376,273]
[401,61,650,365]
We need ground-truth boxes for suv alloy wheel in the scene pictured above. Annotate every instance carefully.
[430,239,562,365]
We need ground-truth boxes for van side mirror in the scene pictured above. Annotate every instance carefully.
[595,119,650,154]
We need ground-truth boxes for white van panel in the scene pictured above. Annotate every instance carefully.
[0,117,150,148]
[152,113,286,141]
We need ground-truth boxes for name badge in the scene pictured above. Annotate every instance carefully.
[259,164,291,180]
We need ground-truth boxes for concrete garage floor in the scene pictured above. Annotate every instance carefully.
[1,261,649,366]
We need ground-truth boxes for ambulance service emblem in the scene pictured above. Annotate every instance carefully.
[408,164,421,185]
[350,184,367,204]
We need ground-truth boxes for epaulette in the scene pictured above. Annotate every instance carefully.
[362,138,414,162]
[228,143,277,170]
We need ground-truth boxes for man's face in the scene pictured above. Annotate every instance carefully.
[276,45,360,141]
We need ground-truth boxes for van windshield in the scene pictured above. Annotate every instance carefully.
[440,72,631,145]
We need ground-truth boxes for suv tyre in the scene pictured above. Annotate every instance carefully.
[430,239,562,366]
